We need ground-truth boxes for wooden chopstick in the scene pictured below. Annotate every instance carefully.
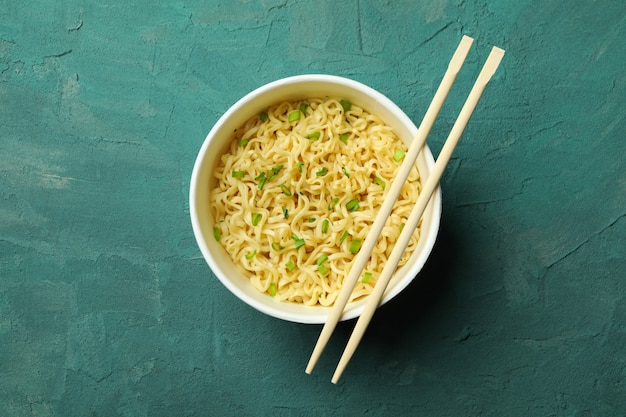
[305,35,475,375]
[331,45,505,384]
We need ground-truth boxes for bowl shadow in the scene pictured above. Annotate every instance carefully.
[337,219,462,345]
[287,219,463,376]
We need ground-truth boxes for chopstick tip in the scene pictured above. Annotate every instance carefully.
[305,358,316,375]
[475,46,505,84]
[492,46,506,57]
[448,35,474,72]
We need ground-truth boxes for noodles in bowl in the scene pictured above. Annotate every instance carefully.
[190,75,441,323]
[210,97,421,306]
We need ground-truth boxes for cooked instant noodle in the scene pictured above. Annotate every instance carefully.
[210,97,421,306]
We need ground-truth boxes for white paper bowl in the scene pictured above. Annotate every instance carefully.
[190,74,441,324]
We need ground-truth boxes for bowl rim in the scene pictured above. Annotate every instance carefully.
[190,74,441,323]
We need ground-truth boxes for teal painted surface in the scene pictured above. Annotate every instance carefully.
[1,0,624,415]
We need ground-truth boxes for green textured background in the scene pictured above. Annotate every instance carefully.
[1,0,625,416]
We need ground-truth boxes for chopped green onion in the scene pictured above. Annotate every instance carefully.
[317,254,328,266]
[251,213,261,226]
[340,132,349,144]
[328,197,339,210]
[318,263,329,276]
[282,207,289,219]
[321,219,330,233]
[254,172,267,190]
[268,167,282,181]
[213,226,221,241]
[349,239,362,254]
[346,198,360,212]
[255,172,267,190]
[292,234,305,249]
[231,170,245,178]
[374,176,386,190]
[288,110,300,122]
[297,161,304,173]
[393,149,406,161]
[306,131,321,141]
[280,184,292,197]
[362,271,372,284]
[268,282,277,296]
[339,231,349,243]
[316,167,328,176]
[308,217,315,223]
[299,103,308,114]
[341,167,350,178]
[285,260,296,271]
[400,223,405,232]
[245,250,257,260]
[259,111,268,122]
[340,99,352,112]
[238,138,249,147]
[271,242,283,251]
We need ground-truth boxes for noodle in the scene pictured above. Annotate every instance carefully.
[210,97,421,306]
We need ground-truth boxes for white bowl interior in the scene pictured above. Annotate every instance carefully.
[190,74,441,324]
